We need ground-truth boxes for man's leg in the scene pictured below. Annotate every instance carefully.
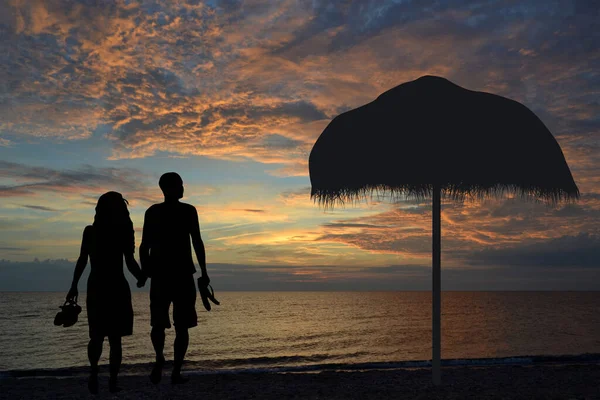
[149,277,171,384]
[150,327,166,384]
[151,327,166,361]
[172,326,189,382]
[171,276,197,384]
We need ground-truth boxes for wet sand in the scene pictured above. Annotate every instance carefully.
[1,363,599,399]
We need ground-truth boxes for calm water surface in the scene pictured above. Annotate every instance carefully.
[0,291,598,372]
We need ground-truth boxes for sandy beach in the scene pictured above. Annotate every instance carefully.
[1,362,599,400]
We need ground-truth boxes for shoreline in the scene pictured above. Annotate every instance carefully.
[1,362,599,399]
[3,352,600,378]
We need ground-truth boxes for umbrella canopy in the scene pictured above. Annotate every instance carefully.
[308,75,579,386]
[309,75,579,205]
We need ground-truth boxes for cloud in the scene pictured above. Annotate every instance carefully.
[0,160,158,204]
[322,223,390,229]
[0,0,598,279]
[314,195,600,267]
[2,258,597,291]
[257,134,306,150]
[1,0,596,179]
[21,204,60,212]
[467,233,600,268]
[278,187,312,206]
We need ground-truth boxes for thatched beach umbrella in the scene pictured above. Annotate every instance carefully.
[308,75,579,385]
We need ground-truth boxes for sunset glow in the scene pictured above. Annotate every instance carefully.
[1,0,598,290]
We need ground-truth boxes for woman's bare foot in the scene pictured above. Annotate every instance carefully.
[88,373,99,395]
[109,376,122,393]
[171,373,190,385]
[150,357,165,384]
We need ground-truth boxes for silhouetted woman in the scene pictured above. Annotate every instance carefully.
[67,191,146,394]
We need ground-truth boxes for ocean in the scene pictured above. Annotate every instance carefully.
[1,291,599,376]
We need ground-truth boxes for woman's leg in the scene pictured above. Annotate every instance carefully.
[88,336,103,394]
[108,335,123,392]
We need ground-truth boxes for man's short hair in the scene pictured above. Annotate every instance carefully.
[159,172,183,196]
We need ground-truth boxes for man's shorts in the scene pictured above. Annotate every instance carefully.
[150,274,198,329]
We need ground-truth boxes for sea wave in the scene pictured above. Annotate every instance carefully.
[2,353,599,379]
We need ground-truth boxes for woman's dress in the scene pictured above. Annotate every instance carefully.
[83,225,135,338]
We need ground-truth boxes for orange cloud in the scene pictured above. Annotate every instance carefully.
[3,0,597,184]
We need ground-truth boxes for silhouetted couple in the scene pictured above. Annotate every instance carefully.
[66,172,210,393]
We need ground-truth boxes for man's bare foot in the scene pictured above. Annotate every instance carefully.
[150,357,165,384]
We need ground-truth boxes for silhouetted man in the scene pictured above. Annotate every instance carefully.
[140,172,210,384]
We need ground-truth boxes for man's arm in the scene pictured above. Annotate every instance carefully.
[190,206,208,281]
[139,207,153,278]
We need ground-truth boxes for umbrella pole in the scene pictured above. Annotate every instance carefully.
[432,185,441,385]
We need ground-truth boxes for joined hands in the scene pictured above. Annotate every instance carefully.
[137,275,148,288]
[198,274,210,286]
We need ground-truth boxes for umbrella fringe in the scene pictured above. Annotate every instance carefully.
[311,184,579,209]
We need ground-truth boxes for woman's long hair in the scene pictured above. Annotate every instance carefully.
[93,191,135,255]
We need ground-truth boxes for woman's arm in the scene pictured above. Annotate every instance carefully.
[67,226,91,300]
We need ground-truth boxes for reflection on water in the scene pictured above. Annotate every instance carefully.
[0,291,598,371]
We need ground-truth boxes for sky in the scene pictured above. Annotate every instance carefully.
[0,0,599,290]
